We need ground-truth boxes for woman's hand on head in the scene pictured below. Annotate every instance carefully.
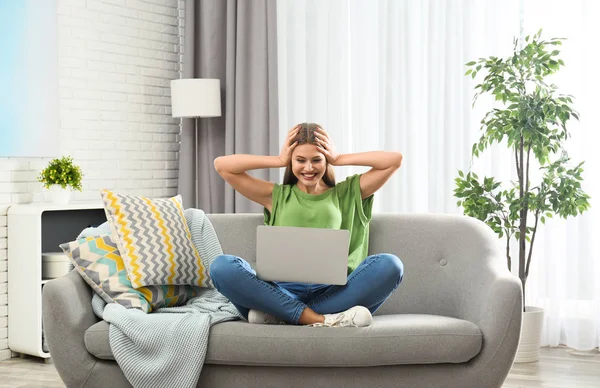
[278,125,300,166]
[314,127,340,165]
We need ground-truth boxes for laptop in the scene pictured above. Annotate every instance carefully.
[256,225,350,285]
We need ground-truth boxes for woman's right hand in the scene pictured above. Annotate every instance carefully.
[278,125,300,166]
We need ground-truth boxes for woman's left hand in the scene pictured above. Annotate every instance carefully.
[315,127,341,165]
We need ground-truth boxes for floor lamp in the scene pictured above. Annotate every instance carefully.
[170,78,222,206]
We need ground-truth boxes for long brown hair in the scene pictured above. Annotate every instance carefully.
[282,123,336,187]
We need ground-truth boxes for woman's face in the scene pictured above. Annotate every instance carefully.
[291,144,327,187]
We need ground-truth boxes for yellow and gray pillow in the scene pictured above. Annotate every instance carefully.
[60,235,201,313]
[100,190,210,289]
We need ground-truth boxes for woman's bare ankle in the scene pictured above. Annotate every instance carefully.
[298,307,325,325]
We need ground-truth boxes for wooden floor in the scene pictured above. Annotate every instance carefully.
[0,347,598,387]
[503,347,600,388]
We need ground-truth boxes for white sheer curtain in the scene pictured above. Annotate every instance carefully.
[277,0,520,213]
[277,0,600,350]
[522,0,600,350]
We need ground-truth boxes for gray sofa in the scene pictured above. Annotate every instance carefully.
[43,213,522,388]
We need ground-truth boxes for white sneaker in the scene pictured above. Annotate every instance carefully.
[248,309,287,325]
[308,306,373,327]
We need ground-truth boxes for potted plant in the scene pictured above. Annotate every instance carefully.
[454,30,591,363]
[38,156,83,204]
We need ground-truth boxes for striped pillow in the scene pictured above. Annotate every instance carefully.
[60,235,202,313]
[100,190,210,288]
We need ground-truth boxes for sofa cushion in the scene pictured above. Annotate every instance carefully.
[85,314,482,366]
[100,190,210,288]
[85,321,113,360]
[61,235,203,313]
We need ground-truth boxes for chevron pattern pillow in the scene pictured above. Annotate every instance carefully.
[60,235,202,313]
[100,190,210,288]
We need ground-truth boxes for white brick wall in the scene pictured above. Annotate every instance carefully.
[0,0,184,360]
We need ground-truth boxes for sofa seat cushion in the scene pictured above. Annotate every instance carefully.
[85,314,482,366]
[84,321,112,360]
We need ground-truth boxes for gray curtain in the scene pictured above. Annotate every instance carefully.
[179,0,280,213]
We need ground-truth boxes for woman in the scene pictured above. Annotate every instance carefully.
[210,123,404,327]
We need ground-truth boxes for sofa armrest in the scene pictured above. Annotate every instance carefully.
[456,253,522,386]
[43,270,100,387]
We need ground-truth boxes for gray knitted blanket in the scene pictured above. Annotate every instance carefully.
[87,208,242,388]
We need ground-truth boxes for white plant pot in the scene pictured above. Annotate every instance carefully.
[514,306,544,363]
[49,184,72,205]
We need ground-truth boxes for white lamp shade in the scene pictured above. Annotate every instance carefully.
[170,78,221,118]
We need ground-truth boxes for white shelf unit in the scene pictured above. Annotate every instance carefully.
[8,202,106,359]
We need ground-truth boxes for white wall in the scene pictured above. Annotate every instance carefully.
[0,0,184,360]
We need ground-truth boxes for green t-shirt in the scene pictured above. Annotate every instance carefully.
[263,174,374,274]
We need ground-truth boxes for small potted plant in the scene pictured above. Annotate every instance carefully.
[38,156,83,204]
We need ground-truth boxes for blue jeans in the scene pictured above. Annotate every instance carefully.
[210,253,404,324]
